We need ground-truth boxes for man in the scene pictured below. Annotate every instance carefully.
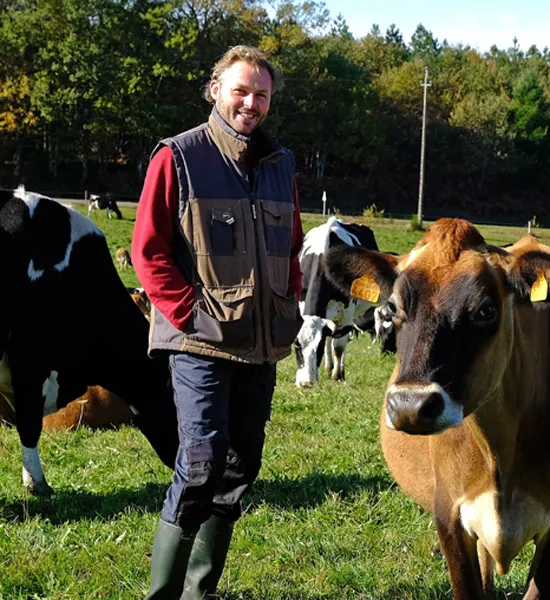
[132,46,303,599]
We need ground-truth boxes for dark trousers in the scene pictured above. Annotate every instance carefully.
[161,352,276,533]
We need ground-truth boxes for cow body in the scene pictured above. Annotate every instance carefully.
[116,247,132,269]
[295,217,379,387]
[0,386,134,430]
[325,219,550,598]
[0,188,177,495]
[88,193,123,220]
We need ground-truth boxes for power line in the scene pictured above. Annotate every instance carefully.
[417,66,431,229]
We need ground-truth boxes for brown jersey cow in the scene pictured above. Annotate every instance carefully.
[325,218,550,599]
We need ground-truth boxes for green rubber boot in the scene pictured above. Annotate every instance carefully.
[181,515,234,599]
[145,519,196,600]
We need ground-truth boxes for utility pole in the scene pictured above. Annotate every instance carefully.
[417,66,431,229]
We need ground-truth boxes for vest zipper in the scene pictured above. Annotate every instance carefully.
[251,170,268,362]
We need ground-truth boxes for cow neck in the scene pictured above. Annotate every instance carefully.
[462,304,550,493]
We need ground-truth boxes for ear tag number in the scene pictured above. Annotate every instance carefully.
[531,269,548,302]
[351,275,380,303]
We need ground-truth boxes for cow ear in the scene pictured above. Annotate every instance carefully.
[506,249,550,303]
[324,246,398,303]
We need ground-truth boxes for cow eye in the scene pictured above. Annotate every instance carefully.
[472,298,497,324]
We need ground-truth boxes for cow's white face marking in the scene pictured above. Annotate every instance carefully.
[0,352,14,408]
[42,370,59,416]
[295,315,335,387]
[385,382,463,431]
[22,445,46,488]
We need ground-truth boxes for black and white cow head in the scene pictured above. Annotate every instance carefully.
[295,217,379,387]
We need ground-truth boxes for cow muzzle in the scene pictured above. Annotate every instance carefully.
[385,382,463,434]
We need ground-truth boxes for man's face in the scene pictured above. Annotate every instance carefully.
[210,60,272,136]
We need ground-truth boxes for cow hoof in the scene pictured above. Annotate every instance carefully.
[25,480,54,497]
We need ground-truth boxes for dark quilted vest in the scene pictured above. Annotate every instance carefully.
[148,109,301,364]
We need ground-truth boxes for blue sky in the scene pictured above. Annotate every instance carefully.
[320,0,549,52]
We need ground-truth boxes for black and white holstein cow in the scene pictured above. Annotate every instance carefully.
[88,193,123,220]
[295,217,380,387]
[0,187,178,496]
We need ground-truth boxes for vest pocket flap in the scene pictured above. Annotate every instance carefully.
[198,286,254,320]
[211,208,236,225]
[261,200,294,258]
[189,286,255,349]
[261,200,295,219]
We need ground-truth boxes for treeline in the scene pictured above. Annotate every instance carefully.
[2,0,550,222]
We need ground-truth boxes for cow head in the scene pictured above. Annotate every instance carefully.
[325,218,550,435]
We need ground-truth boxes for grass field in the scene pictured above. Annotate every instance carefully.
[0,208,542,599]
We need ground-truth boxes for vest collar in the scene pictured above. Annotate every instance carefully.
[207,106,284,165]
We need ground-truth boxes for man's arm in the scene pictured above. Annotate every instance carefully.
[288,180,304,297]
[132,146,195,331]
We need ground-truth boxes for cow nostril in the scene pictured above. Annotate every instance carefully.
[419,393,444,421]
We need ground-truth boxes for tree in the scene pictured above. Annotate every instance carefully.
[410,24,441,64]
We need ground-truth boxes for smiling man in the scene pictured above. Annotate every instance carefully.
[132,46,303,599]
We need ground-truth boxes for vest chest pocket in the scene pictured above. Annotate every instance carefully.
[261,200,294,257]
[189,199,246,256]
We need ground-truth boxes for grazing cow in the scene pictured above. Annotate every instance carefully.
[325,218,550,599]
[116,247,132,269]
[0,187,178,496]
[88,192,123,220]
[295,216,379,387]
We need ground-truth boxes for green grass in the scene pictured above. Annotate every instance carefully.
[0,209,541,599]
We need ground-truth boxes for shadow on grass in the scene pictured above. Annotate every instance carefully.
[246,471,394,511]
[222,582,524,599]
[0,481,167,524]
[1,472,392,524]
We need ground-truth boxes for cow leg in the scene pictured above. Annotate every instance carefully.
[435,501,485,600]
[477,540,495,598]
[524,533,550,599]
[22,445,53,497]
[331,336,348,381]
[12,373,54,496]
[324,338,333,375]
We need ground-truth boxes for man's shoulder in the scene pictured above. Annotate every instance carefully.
[163,123,209,147]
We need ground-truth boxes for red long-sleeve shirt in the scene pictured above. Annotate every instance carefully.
[132,145,303,331]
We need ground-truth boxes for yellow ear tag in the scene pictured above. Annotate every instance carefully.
[350,274,380,303]
[531,269,548,302]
